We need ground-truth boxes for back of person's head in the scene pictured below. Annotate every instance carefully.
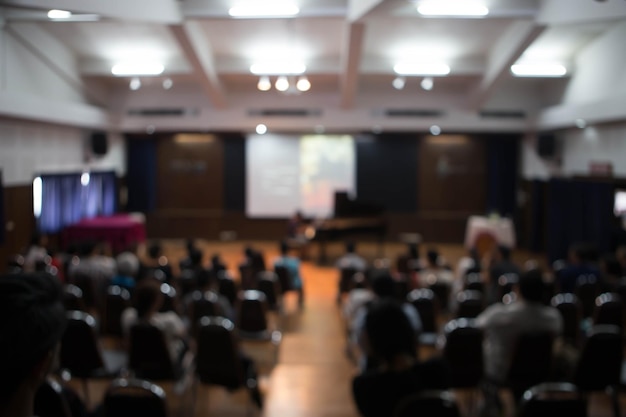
[498,245,512,261]
[117,252,139,277]
[346,241,356,254]
[408,243,420,259]
[0,273,66,402]
[185,239,195,254]
[426,249,439,266]
[371,273,395,298]
[190,248,203,266]
[79,241,97,257]
[518,269,545,303]
[280,240,289,255]
[148,242,163,260]
[133,281,162,319]
[244,246,254,258]
[365,298,416,364]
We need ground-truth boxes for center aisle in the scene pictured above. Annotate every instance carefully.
[261,261,360,417]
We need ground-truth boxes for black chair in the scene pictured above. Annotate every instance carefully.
[103,378,168,417]
[158,283,178,313]
[187,290,224,329]
[338,267,358,304]
[551,293,581,346]
[274,264,292,294]
[506,331,555,403]
[102,285,131,338]
[34,378,73,417]
[573,324,622,417]
[193,317,262,412]
[393,276,410,302]
[218,272,238,308]
[465,273,485,293]
[177,268,197,297]
[407,288,438,345]
[393,390,461,417]
[237,290,282,362]
[455,290,484,319]
[428,281,451,312]
[518,382,587,417]
[60,311,127,403]
[63,284,86,312]
[70,272,98,311]
[239,264,257,291]
[497,273,519,302]
[258,271,281,311]
[593,292,623,329]
[441,318,483,389]
[575,274,600,318]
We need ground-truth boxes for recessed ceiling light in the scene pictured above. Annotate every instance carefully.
[394,62,450,76]
[129,78,141,91]
[421,77,434,91]
[112,62,165,76]
[256,124,268,135]
[250,62,306,75]
[162,78,173,90]
[275,75,290,92]
[229,2,299,18]
[417,0,489,17]
[392,76,406,90]
[510,63,567,77]
[296,76,311,92]
[257,76,272,91]
[47,9,72,19]
[430,125,442,135]
[575,119,587,129]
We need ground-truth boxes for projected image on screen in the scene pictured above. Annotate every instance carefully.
[246,134,355,218]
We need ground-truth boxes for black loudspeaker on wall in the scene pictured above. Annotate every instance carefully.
[90,132,108,156]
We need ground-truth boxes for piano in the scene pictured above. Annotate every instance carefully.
[311,192,387,263]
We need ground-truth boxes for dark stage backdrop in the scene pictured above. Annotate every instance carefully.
[223,134,246,211]
[0,171,4,244]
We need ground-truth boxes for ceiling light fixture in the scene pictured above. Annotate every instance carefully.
[394,62,450,76]
[575,119,587,129]
[257,75,272,91]
[510,63,567,77]
[430,125,442,136]
[111,62,165,76]
[275,75,290,92]
[421,77,434,91]
[250,62,306,76]
[229,2,300,18]
[296,76,311,92]
[392,76,406,90]
[129,77,141,91]
[256,124,268,135]
[47,9,72,19]
[162,78,173,90]
[417,0,489,17]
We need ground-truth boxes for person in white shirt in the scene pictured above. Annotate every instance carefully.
[336,241,367,271]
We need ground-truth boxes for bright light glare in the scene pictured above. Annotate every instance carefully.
[296,76,311,92]
[229,2,300,18]
[510,63,567,77]
[430,125,442,135]
[392,76,406,90]
[421,77,434,91]
[394,62,450,76]
[81,173,90,186]
[48,9,72,19]
[256,124,268,135]
[111,62,165,76]
[275,76,290,92]
[129,78,141,91]
[257,76,272,91]
[250,62,306,75]
[33,177,42,218]
[162,78,173,90]
[417,1,489,17]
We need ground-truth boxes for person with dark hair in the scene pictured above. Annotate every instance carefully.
[555,242,601,293]
[22,233,49,272]
[476,269,562,384]
[0,272,67,417]
[352,299,450,417]
[273,240,305,307]
[139,240,173,282]
[121,280,188,364]
[210,253,227,277]
[336,241,367,271]
[417,248,454,288]
[487,245,521,304]
[178,239,198,271]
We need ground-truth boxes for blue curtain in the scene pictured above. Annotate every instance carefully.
[546,179,614,262]
[487,136,519,217]
[38,171,118,234]
[126,137,157,212]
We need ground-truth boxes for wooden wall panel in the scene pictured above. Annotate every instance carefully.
[0,185,35,265]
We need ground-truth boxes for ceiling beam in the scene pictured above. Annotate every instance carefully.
[169,22,227,109]
[339,22,366,109]
[538,0,626,25]
[466,20,546,111]
[2,0,183,23]
[347,0,386,21]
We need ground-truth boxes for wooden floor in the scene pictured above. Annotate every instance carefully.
[69,240,624,417]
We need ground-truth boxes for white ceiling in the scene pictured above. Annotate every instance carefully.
[1,0,626,133]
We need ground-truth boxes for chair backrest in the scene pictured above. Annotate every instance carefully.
[71,272,98,310]
[274,264,292,293]
[393,390,461,417]
[217,273,238,307]
[497,273,519,301]
[428,281,451,312]
[103,285,131,337]
[407,289,437,333]
[464,273,485,293]
[63,284,86,312]
[60,311,105,377]
[239,264,257,291]
[339,267,358,294]
[189,290,224,325]
[574,324,623,391]
[34,379,73,417]
[158,283,178,313]
[442,319,483,388]
[258,271,280,310]
[195,317,243,389]
[238,290,269,335]
[551,293,581,346]
[593,293,623,329]
[393,276,410,302]
[575,275,599,318]
[518,382,587,417]
[507,331,555,399]
[177,268,197,297]
[455,290,484,319]
[103,378,167,417]
[128,322,176,380]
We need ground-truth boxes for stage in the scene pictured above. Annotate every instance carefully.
[61,214,146,253]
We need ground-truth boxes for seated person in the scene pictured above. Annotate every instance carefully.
[418,248,454,287]
[487,245,521,304]
[182,268,235,322]
[122,281,189,365]
[476,269,563,408]
[396,242,423,275]
[210,253,227,278]
[352,274,422,371]
[0,272,67,417]
[352,299,450,417]
[273,240,305,307]
[139,241,173,282]
[343,273,375,331]
[22,233,50,272]
[112,251,140,289]
[555,243,601,293]
[178,239,199,271]
[336,241,367,272]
